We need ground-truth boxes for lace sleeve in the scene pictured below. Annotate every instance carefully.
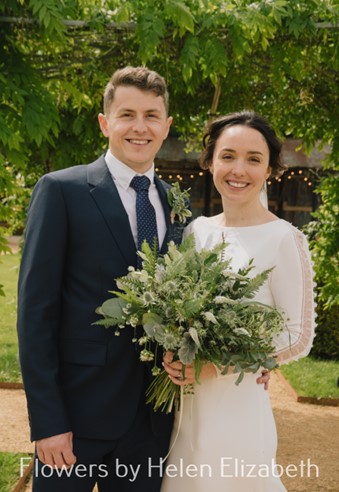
[271,226,316,365]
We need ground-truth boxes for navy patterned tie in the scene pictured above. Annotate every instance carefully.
[130,175,159,268]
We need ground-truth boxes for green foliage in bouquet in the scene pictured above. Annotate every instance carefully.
[95,235,285,412]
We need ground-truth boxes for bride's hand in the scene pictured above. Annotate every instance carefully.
[256,369,270,390]
[162,351,190,384]
[163,352,217,386]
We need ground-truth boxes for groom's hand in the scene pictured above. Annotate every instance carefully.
[36,431,77,469]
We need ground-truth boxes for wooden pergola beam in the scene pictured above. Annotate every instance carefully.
[0,16,337,29]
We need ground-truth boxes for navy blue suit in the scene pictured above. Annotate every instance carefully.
[17,155,184,490]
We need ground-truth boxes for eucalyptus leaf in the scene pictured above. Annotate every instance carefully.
[178,333,197,365]
[100,298,127,320]
[263,357,279,370]
[143,312,166,343]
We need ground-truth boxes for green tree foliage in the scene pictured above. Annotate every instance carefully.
[305,173,339,308]
[0,0,338,305]
[304,168,338,359]
[311,301,339,360]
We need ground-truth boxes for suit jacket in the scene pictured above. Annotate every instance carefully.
[17,155,184,442]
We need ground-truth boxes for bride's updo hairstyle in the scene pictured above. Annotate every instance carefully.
[199,110,287,178]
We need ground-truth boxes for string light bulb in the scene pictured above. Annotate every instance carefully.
[151,168,314,187]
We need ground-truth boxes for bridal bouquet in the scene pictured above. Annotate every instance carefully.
[95,235,285,413]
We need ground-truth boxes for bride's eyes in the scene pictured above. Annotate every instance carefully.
[221,154,234,160]
[218,153,262,164]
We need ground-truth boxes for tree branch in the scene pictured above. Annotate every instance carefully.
[209,78,221,119]
[0,16,337,30]
[0,16,136,30]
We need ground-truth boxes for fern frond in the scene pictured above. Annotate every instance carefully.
[92,318,117,328]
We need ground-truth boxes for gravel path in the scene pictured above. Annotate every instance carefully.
[273,373,339,491]
[1,372,338,491]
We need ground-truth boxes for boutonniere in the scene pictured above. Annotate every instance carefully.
[167,182,192,225]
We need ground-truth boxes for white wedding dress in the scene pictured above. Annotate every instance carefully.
[161,216,315,492]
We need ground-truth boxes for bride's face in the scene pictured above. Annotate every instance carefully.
[210,125,271,206]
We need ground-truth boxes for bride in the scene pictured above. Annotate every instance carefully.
[160,111,315,492]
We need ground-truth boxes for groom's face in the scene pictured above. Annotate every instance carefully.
[98,85,172,173]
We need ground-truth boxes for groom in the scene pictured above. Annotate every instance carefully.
[17,66,181,491]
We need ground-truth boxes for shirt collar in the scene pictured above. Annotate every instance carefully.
[105,149,155,190]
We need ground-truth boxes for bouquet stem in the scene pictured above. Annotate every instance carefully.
[146,369,180,413]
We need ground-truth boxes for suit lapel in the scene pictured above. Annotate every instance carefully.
[87,159,180,263]
[154,175,172,253]
[87,156,137,267]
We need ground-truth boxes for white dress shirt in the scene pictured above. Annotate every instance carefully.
[104,149,167,248]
